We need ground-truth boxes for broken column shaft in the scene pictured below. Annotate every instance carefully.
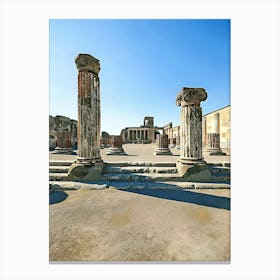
[205,113,226,155]
[154,134,172,155]
[68,54,103,181]
[76,54,102,164]
[106,136,127,155]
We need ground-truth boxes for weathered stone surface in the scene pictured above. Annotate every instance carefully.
[68,163,104,181]
[177,162,213,182]
[176,87,208,179]
[154,134,172,155]
[176,87,207,107]
[107,135,127,155]
[205,113,226,155]
[75,54,102,162]
[101,131,110,148]
[49,115,77,150]
[175,135,180,149]
[66,54,103,180]
[75,54,100,74]
[55,131,72,148]
[49,188,230,261]
[52,131,74,154]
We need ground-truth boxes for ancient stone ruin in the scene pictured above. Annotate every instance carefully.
[204,112,226,155]
[68,54,104,180]
[154,134,172,155]
[106,135,127,155]
[176,87,212,181]
[121,116,161,144]
[49,53,230,184]
[49,115,77,153]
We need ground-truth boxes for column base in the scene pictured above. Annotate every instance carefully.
[176,157,212,182]
[52,147,75,155]
[204,148,226,156]
[106,147,127,155]
[169,144,176,148]
[68,157,103,181]
[154,148,172,155]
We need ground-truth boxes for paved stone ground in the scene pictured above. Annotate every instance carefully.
[49,144,230,262]
[49,143,230,164]
[49,188,230,262]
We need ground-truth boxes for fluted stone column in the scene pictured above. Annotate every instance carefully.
[68,54,103,180]
[106,135,127,155]
[176,87,212,181]
[205,113,226,155]
[154,134,172,155]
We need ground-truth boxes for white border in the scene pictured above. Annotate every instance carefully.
[0,0,279,279]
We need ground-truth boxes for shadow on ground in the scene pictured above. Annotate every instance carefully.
[123,188,230,210]
[49,191,68,205]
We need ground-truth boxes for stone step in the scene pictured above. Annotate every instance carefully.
[49,160,74,166]
[103,166,178,174]
[207,166,230,175]
[49,166,69,173]
[105,161,176,167]
[49,180,230,191]
[100,173,180,182]
[49,173,69,181]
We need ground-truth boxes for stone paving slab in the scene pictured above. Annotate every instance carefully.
[49,188,230,261]
[49,144,230,165]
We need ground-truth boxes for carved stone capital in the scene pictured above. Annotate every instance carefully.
[176,87,207,107]
[75,54,101,74]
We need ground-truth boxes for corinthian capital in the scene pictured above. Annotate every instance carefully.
[176,87,207,107]
[75,54,101,74]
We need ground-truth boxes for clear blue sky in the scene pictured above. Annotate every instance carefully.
[50,19,230,134]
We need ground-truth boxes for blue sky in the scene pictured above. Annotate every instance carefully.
[49,19,230,134]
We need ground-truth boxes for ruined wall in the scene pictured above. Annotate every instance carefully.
[49,115,78,149]
[203,105,230,151]
[163,105,230,153]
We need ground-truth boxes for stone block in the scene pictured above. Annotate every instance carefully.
[68,162,104,181]
[176,161,213,182]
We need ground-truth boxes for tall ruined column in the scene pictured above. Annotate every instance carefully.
[68,54,103,180]
[205,113,226,155]
[176,87,212,181]
[75,54,102,163]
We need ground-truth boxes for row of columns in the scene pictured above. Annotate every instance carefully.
[67,54,223,181]
[127,129,148,141]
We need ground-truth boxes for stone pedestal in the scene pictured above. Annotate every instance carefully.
[175,135,180,149]
[106,135,127,155]
[52,131,74,154]
[176,87,212,181]
[154,134,172,155]
[205,113,226,155]
[68,54,104,180]
[169,138,176,148]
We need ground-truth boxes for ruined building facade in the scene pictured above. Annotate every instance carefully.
[49,105,230,154]
[120,116,163,144]
[163,105,231,154]
[49,115,77,150]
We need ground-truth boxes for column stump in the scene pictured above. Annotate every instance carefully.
[106,136,127,155]
[154,134,172,155]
